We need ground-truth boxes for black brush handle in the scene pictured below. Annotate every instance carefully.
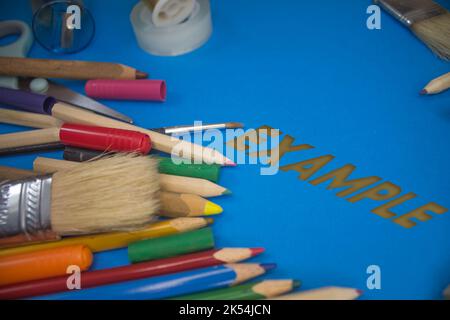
[63,146,103,162]
[0,142,64,156]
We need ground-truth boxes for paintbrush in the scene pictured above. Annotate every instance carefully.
[0,154,160,237]
[374,0,450,60]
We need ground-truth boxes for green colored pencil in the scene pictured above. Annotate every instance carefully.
[172,279,300,300]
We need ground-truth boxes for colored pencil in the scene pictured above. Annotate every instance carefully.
[0,57,148,80]
[128,228,215,263]
[160,192,223,217]
[173,279,300,300]
[0,218,212,258]
[267,287,362,300]
[420,72,450,95]
[35,263,275,300]
[33,157,231,197]
[0,245,92,286]
[0,248,264,300]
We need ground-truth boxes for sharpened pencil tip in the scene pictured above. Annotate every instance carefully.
[226,122,244,129]
[224,159,237,167]
[204,201,223,215]
[419,89,428,95]
[260,263,277,271]
[356,289,364,295]
[250,247,265,256]
[206,218,214,225]
[293,280,301,288]
[136,70,149,79]
[222,189,232,195]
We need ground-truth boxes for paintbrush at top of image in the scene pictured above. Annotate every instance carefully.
[375,0,450,60]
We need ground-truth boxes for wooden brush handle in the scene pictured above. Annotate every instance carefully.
[0,166,37,181]
[0,128,60,149]
[0,108,63,129]
[33,157,78,174]
[0,57,139,80]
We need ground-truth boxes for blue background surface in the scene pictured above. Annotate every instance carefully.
[0,0,449,299]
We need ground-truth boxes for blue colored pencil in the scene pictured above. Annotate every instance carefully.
[34,263,275,300]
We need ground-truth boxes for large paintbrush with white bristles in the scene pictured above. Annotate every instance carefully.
[374,0,450,60]
[0,154,160,237]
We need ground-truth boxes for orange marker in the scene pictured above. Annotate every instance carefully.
[0,245,92,286]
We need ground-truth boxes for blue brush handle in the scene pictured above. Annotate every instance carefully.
[0,87,56,114]
[33,264,237,300]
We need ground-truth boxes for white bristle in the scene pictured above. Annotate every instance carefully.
[50,154,160,235]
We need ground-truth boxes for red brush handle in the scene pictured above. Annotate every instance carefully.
[59,123,151,154]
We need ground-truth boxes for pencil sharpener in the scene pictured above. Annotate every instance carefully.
[32,0,95,54]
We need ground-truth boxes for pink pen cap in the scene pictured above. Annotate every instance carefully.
[85,80,166,102]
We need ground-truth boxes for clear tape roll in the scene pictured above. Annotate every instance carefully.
[144,0,196,27]
[130,0,212,56]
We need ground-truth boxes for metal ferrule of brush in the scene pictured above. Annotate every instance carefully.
[374,0,446,26]
[0,175,52,237]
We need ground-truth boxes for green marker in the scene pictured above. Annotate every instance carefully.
[172,280,301,300]
[128,227,215,263]
[158,157,221,182]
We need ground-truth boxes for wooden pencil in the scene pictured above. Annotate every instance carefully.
[33,157,231,197]
[267,287,362,300]
[0,217,212,258]
[0,248,264,299]
[160,192,223,217]
[444,284,450,300]
[420,72,450,95]
[0,57,148,80]
[0,108,63,128]
[159,173,230,197]
[35,263,275,300]
[173,279,300,300]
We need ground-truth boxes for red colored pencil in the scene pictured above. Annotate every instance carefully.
[0,248,263,299]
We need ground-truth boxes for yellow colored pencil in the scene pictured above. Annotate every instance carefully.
[160,192,223,217]
[0,218,212,258]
